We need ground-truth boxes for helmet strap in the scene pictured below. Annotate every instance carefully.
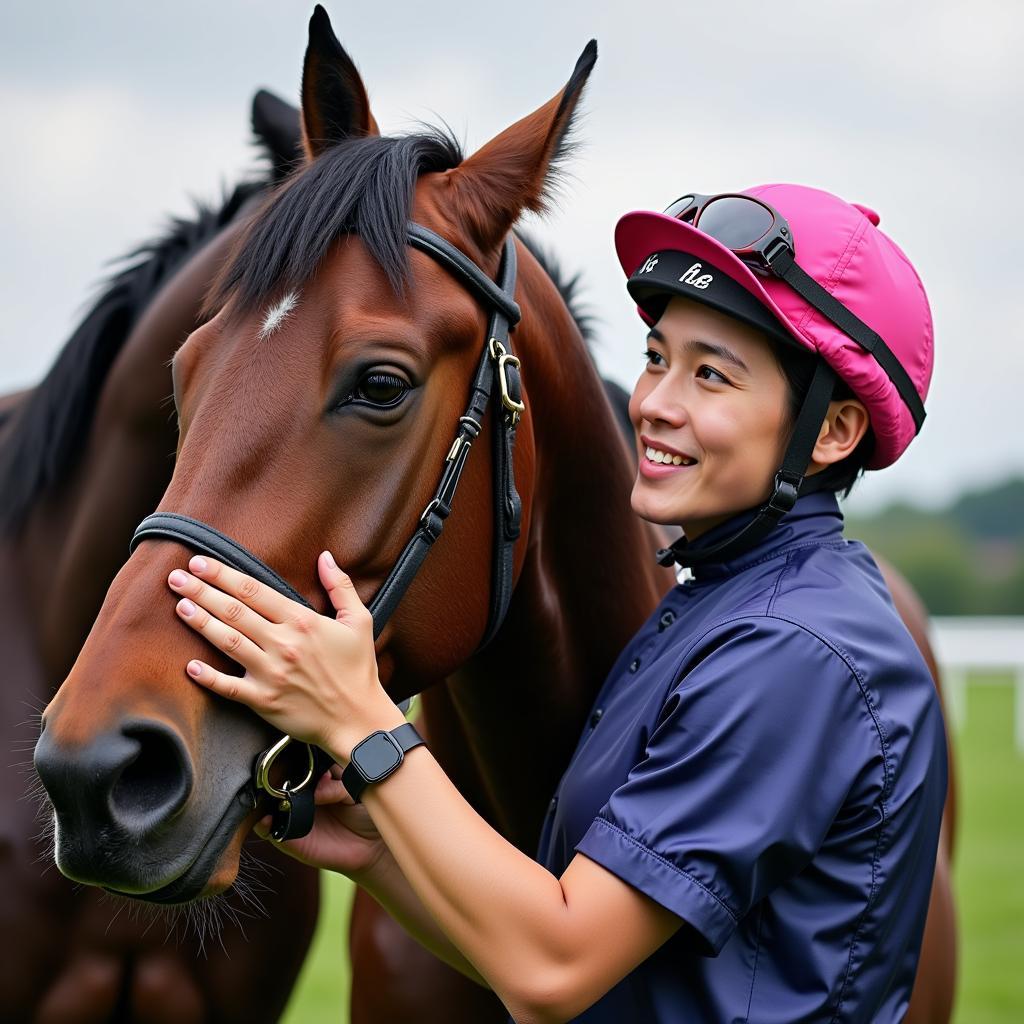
[657,359,837,570]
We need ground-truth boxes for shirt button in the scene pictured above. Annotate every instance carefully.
[548,796,558,814]
[589,707,604,727]
[658,610,676,632]
[629,658,641,673]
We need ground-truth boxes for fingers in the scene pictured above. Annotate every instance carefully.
[318,551,372,628]
[184,657,262,706]
[173,592,268,670]
[182,555,296,623]
[168,568,275,648]
[315,772,354,806]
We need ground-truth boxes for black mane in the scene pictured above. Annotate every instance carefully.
[515,232,595,347]
[216,126,599,350]
[214,128,464,311]
[0,180,265,534]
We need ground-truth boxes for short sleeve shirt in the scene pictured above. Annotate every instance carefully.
[534,492,947,1023]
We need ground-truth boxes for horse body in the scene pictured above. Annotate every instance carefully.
[23,10,955,1022]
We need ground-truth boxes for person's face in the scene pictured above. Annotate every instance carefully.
[628,295,791,539]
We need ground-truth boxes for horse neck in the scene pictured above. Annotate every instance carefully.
[20,218,252,680]
[441,247,672,848]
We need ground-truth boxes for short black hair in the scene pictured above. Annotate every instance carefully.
[770,339,873,498]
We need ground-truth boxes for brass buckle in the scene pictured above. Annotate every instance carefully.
[255,735,316,800]
[488,339,525,425]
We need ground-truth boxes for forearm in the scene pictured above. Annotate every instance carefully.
[358,747,580,1021]
[358,845,488,987]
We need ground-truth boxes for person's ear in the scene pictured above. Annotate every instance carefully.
[808,398,870,470]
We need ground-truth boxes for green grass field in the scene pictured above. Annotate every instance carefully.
[281,680,1024,1022]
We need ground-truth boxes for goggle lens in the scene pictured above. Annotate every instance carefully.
[696,196,775,249]
[663,195,697,221]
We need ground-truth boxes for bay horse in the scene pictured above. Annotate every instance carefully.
[26,8,955,1021]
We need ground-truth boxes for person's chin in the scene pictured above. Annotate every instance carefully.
[630,484,690,526]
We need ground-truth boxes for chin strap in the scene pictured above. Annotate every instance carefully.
[656,359,837,571]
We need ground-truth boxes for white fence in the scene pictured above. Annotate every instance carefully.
[931,617,1024,753]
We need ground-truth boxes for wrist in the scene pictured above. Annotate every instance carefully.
[327,694,408,763]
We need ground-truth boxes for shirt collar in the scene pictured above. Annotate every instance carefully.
[680,490,845,583]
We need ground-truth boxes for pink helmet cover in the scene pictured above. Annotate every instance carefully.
[615,184,933,469]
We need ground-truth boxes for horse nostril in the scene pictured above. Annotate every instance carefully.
[109,722,193,833]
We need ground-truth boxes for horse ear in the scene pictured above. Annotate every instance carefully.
[301,4,380,159]
[450,41,597,251]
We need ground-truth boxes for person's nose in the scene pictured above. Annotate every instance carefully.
[638,373,689,429]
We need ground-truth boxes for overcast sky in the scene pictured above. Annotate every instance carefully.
[2,0,1020,512]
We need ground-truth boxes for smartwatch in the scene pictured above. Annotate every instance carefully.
[342,722,425,802]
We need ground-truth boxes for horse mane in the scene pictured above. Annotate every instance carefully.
[210,128,466,313]
[515,231,595,347]
[211,123,601,346]
[0,179,267,534]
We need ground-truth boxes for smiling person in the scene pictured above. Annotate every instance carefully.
[166,185,946,1023]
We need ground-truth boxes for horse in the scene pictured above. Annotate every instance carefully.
[26,8,956,1021]
[0,105,326,1021]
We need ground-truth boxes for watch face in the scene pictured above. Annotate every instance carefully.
[353,732,403,782]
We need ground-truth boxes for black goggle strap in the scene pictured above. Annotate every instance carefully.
[768,248,925,432]
[656,359,837,571]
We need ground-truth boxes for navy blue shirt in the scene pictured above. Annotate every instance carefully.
[535,492,946,1023]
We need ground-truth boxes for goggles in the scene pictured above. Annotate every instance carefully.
[661,191,925,433]
[663,192,794,277]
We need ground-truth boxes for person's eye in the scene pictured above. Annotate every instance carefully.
[351,371,411,408]
[643,348,665,367]
[696,364,730,385]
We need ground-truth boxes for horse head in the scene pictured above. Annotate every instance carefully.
[35,5,598,902]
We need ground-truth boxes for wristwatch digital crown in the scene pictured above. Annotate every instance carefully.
[342,722,425,802]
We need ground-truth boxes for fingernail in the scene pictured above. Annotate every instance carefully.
[187,660,203,677]
[322,550,336,569]
[189,556,208,574]
[178,599,196,617]
[169,570,188,588]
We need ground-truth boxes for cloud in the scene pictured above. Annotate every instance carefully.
[1,0,1020,511]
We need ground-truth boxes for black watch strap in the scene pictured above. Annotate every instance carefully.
[342,722,425,803]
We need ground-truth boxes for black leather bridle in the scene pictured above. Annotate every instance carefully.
[130,223,524,840]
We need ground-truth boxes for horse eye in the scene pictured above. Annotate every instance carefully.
[354,371,409,407]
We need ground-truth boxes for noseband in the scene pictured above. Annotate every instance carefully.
[130,224,524,839]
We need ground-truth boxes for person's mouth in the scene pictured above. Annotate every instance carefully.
[639,435,698,476]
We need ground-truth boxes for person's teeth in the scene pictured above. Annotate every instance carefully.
[645,444,697,466]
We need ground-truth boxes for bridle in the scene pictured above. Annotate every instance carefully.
[129,223,524,840]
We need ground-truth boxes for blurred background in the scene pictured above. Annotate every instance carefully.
[2,2,1020,1020]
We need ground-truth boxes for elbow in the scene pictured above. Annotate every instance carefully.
[500,968,590,1024]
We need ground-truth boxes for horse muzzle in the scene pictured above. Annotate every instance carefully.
[33,715,253,899]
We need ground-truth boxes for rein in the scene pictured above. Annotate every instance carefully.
[129,223,524,839]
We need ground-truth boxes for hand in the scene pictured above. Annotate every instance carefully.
[258,764,390,882]
[166,550,405,760]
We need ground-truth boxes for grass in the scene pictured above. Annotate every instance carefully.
[281,679,1024,1022]
[951,679,1024,1022]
